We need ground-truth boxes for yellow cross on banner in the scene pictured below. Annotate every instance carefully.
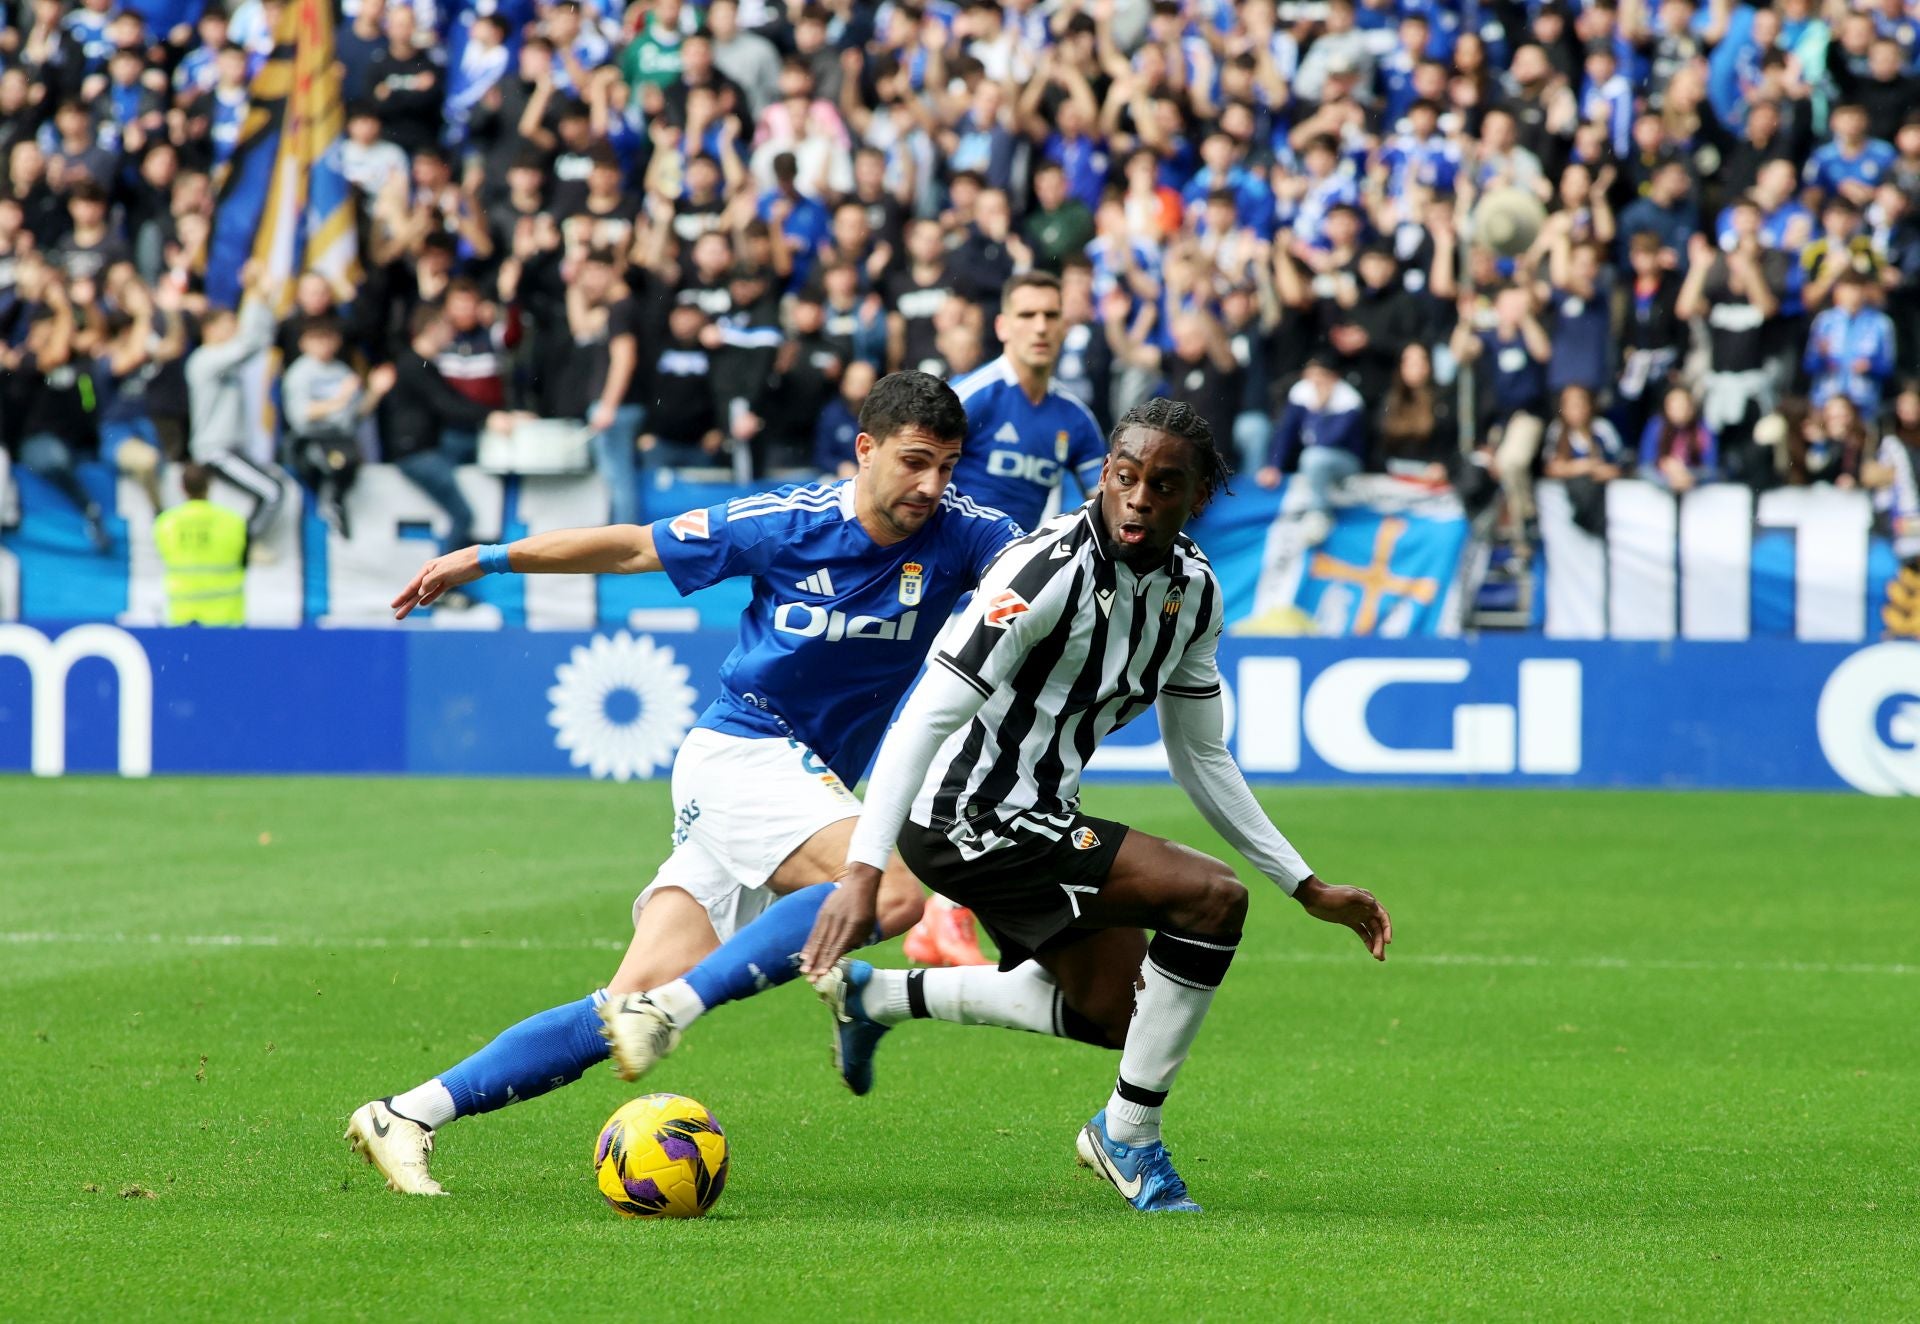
[1308,518,1441,636]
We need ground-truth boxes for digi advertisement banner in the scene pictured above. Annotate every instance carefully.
[4,623,1915,796]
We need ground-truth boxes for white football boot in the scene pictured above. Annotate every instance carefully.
[597,992,682,1081]
[346,1099,446,1196]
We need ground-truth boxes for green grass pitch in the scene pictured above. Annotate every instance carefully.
[4,778,1915,1320]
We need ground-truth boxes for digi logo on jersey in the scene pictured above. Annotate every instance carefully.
[986,448,1066,486]
[772,603,921,642]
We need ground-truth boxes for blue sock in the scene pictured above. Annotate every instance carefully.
[682,883,841,1012]
[437,991,609,1118]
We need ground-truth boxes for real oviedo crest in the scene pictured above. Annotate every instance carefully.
[899,561,925,607]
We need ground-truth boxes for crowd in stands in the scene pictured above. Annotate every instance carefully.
[1,0,1918,566]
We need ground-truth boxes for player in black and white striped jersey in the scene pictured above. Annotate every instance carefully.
[911,483,1225,850]
[797,396,1393,1213]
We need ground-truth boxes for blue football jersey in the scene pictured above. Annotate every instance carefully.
[950,356,1107,531]
[651,479,1020,782]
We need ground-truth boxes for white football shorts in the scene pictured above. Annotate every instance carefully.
[634,727,861,940]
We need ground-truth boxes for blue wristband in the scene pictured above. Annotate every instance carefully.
[476,543,512,575]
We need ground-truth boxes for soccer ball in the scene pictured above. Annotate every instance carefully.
[594,1093,730,1219]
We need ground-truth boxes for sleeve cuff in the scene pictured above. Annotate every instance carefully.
[1161,683,1223,700]
[934,652,993,700]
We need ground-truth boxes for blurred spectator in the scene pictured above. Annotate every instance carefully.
[1871,181,1920,378]
[1788,394,1869,489]
[1451,283,1551,537]
[52,180,129,281]
[813,357,873,480]
[641,303,724,466]
[1678,227,1784,482]
[186,265,286,544]
[1805,104,1895,208]
[760,289,845,468]
[1540,235,1613,402]
[3,258,111,549]
[1619,159,1700,260]
[153,463,247,625]
[1023,161,1096,275]
[707,0,778,118]
[283,318,377,534]
[1802,196,1883,311]
[1639,385,1719,494]
[1831,40,1918,146]
[370,3,443,156]
[1618,231,1687,443]
[380,305,520,549]
[1544,385,1626,534]
[1376,342,1458,485]
[1260,355,1368,545]
[1870,383,1920,563]
[1105,269,1241,449]
[1218,273,1280,480]
[1804,271,1897,414]
[1325,241,1424,405]
[93,273,182,512]
[579,250,655,526]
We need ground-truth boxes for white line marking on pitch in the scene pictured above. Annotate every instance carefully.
[1,931,1913,977]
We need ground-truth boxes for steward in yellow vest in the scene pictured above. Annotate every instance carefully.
[153,464,247,626]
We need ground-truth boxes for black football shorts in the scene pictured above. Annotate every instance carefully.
[895,810,1130,970]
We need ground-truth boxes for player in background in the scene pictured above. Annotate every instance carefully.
[597,399,1392,1213]
[346,372,1021,1195]
[907,270,1110,966]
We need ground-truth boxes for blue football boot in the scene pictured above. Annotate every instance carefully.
[1075,1110,1204,1213]
[818,959,890,1096]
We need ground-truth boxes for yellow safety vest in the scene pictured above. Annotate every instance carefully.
[153,500,248,626]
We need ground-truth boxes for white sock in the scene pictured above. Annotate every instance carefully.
[1106,929,1239,1145]
[646,978,707,1029]
[389,1079,457,1130]
[864,962,1059,1032]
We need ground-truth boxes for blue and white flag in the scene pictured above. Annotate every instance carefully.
[206,0,360,310]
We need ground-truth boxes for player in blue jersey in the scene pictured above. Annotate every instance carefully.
[347,372,1022,1195]
[949,273,1109,532]
[905,271,1109,965]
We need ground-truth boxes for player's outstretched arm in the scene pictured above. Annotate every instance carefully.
[1159,689,1391,961]
[391,524,661,619]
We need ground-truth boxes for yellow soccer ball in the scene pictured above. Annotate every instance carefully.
[594,1094,729,1218]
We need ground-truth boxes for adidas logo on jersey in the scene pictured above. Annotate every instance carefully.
[993,422,1020,442]
[795,569,838,596]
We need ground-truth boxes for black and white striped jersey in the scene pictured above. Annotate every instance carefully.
[909,497,1224,835]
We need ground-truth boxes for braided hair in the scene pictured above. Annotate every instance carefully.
[1108,396,1234,497]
